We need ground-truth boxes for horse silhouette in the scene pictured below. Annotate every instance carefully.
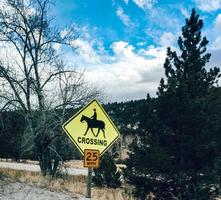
[80,115,105,138]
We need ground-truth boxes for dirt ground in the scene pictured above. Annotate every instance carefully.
[0,178,88,200]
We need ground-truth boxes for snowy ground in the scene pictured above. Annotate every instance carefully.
[0,162,88,176]
[0,178,89,200]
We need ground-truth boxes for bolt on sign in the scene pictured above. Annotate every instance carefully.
[62,99,120,156]
[84,149,100,168]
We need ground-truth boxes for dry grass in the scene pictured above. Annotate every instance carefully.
[0,168,87,195]
[0,168,135,200]
[92,187,134,200]
[64,160,84,169]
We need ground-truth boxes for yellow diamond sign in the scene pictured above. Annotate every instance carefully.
[62,99,120,156]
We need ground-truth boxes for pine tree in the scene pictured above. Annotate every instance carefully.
[93,152,121,188]
[124,9,221,200]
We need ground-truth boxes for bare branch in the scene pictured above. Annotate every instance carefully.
[41,70,77,90]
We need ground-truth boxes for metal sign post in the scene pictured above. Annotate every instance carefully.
[86,168,93,198]
[84,149,99,199]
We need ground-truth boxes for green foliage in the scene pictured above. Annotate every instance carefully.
[0,111,26,160]
[0,109,81,164]
[105,99,146,135]
[125,9,221,200]
[93,152,121,188]
[104,99,147,161]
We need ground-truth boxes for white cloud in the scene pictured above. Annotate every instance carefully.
[64,25,172,102]
[111,41,136,60]
[208,49,221,69]
[194,0,221,12]
[159,32,176,47]
[0,0,36,16]
[80,42,167,102]
[132,0,156,9]
[180,6,189,18]
[214,14,221,33]
[71,39,101,64]
[208,14,221,50]
[116,7,134,27]
[0,0,14,13]
[60,29,69,39]
[211,37,221,50]
[53,43,62,51]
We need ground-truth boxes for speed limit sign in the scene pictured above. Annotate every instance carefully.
[84,149,100,168]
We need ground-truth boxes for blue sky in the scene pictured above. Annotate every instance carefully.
[51,0,221,102]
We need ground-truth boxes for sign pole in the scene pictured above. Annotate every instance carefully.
[86,167,92,199]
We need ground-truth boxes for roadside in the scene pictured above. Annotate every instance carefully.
[0,177,84,200]
[0,168,131,200]
[0,161,88,176]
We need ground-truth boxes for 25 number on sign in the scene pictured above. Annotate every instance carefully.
[84,149,100,168]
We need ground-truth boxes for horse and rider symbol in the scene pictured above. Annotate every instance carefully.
[80,108,106,138]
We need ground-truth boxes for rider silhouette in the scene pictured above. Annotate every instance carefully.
[91,108,97,121]
[80,108,105,138]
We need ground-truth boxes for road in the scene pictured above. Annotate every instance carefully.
[0,161,88,176]
[0,179,90,200]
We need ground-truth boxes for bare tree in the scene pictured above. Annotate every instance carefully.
[0,0,99,176]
